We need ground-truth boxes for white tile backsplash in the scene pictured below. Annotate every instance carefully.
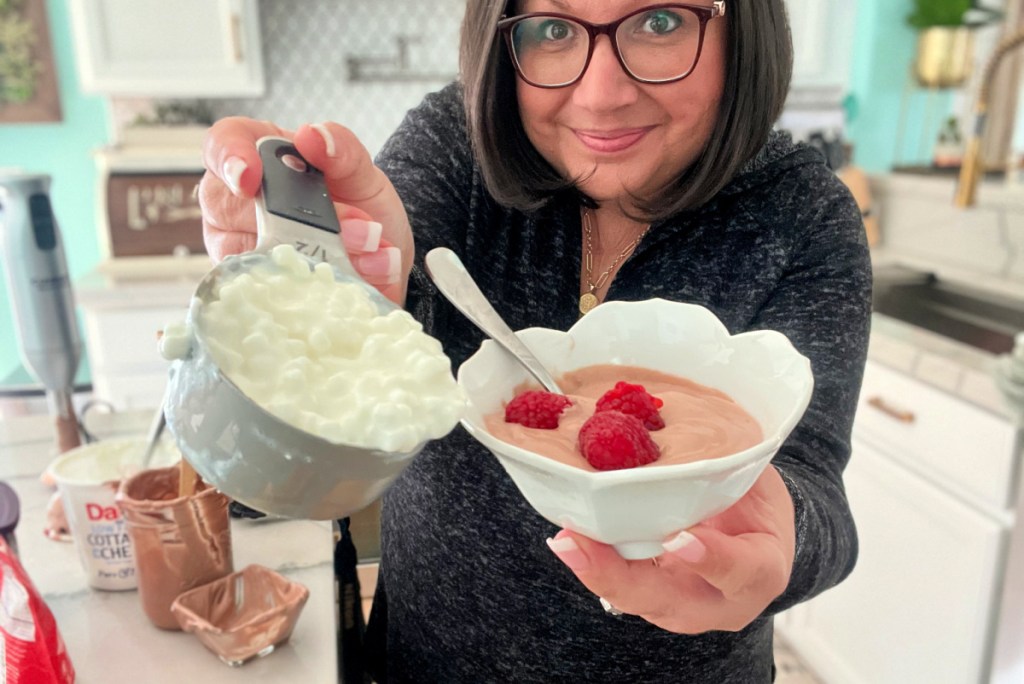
[874,173,1024,287]
[202,0,465,157]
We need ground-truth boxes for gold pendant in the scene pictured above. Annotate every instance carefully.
[579,292,599,316]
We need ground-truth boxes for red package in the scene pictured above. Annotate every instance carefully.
[0,538,75,683]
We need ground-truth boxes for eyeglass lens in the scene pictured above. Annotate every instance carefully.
[509,8,703,86]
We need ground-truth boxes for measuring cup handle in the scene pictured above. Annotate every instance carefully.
[253,136,359,278]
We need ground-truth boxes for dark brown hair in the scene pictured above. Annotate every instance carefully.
[459,1,793,219]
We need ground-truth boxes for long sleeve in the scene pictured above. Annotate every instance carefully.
[749,176,872,612]
[373,82,476,338]
[366,108,873,679]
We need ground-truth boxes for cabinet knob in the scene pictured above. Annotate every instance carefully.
[867,396,916,424]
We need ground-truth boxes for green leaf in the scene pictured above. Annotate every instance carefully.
[907,0,974,28]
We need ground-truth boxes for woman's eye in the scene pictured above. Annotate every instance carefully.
[538,19,573,41]
[639,10,683,35]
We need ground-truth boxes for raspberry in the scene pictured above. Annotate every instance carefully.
[504,390,573,429]
[578,411,661,471]
[595,381,666,430]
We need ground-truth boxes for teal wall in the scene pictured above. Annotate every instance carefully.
[846,0,954,172]
[0,0,109,380]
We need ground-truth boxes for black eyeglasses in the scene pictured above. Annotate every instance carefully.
[497,2,726,88]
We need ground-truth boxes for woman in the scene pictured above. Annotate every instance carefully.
[198,1,870,681]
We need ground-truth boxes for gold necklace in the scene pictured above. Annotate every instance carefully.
[579,209,651,316]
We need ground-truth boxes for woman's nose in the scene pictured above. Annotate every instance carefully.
[571,35,639,111]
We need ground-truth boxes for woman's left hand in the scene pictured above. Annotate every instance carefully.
[547,465,795,634]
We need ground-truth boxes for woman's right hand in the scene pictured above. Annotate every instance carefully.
[197,116,414,305]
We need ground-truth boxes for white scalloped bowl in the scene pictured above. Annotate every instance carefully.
[458,298,814,560]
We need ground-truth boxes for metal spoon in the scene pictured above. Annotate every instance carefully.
[139,400,166,470]
[424,247,563,394]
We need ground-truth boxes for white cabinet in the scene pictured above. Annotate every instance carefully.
[68,0,265,97]
[81,304,181,410]
[783,438,1005,683]
[785,0,857,95]
[75,259,209,411]
[779,359,1020,683]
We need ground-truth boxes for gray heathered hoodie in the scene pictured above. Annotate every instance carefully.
[364,82,871,683]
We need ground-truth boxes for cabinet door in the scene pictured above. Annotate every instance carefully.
[785,0,856,93]
[782,437,1005,684]
[68,0,264,97]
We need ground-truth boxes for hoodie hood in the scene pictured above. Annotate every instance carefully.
[716,130,828,199]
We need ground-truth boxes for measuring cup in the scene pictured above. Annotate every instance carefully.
[163,137,420,520]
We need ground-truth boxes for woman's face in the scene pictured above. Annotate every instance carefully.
[514,0,727,207]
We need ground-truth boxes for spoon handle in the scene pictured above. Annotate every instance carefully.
[424,248,563,394]
[253,136,358,277]
[140,402,166,470]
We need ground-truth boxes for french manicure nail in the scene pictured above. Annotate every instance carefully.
[546,536,590,572]
[662,530,706,563]
[222,156,247,196]
[340,218,383,252]
[312,123,336,157]
[355,247,401,283]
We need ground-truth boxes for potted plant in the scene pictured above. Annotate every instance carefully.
[908,0,1002,88]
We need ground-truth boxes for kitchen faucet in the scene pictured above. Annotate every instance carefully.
[955,29,1024,207]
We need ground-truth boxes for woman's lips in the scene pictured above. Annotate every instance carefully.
[574,128,652,153]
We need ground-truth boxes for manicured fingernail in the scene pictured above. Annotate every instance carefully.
[354,247,401,283]
[222,156,247,196]
[340,218,383,252]
[662,530,706,563]
[312,123,336,157]
[546,536,589,571]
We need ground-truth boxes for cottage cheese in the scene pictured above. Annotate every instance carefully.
[168,245,465,453]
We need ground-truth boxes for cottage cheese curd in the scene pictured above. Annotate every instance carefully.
[166,245,465,453]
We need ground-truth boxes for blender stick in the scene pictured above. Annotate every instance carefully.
[1,173,83,458]
[50,388,82,454]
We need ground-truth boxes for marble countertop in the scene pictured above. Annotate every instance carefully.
[0,410,339,683]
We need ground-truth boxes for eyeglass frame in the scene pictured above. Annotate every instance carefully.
[496,1,727,89]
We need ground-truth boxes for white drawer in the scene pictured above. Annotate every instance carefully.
[855,360,1018,510]
[91,371,168,412]
[82,306,185,374]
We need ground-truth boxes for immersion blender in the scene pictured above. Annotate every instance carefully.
[0,173,83,454]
